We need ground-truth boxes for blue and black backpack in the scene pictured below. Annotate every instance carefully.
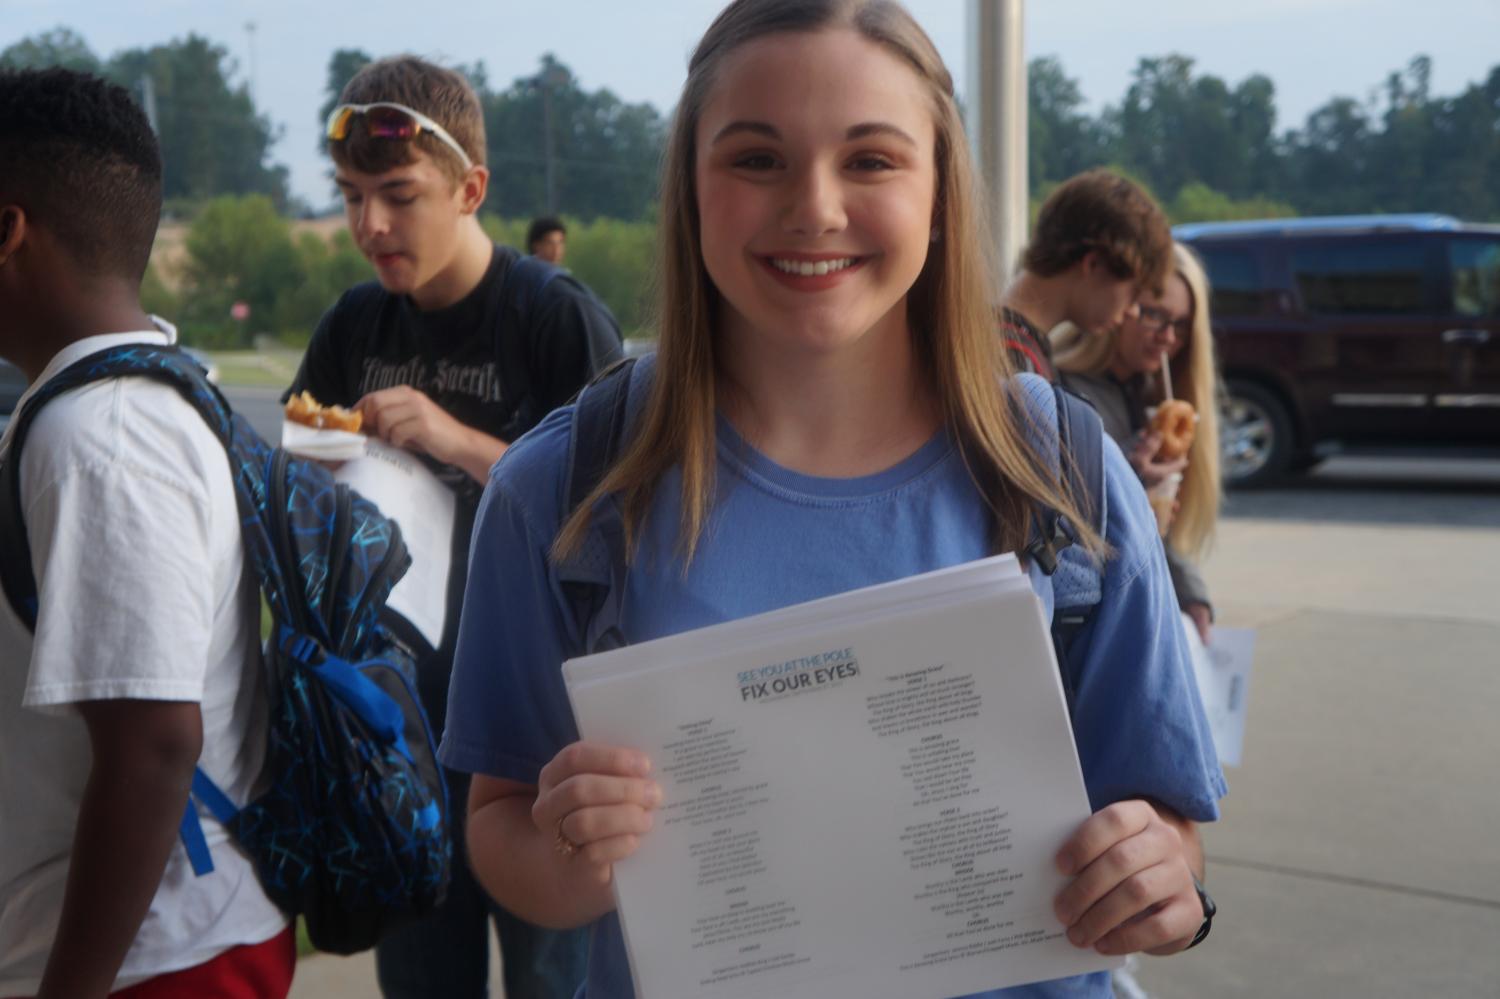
[552,357,1107,709]
[0,344,451,955]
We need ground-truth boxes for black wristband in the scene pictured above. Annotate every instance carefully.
[1185,874,1216,949]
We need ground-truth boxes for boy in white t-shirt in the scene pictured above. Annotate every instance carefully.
[0,69,291,998]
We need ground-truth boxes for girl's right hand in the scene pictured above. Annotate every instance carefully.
[1128,431,1188,488]
[531,742,663,882]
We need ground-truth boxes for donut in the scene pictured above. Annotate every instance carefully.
[1152,399,1196,460]
[284,390,363,433]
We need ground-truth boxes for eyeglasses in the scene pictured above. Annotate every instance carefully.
[325,102,474,171]
[1136,304,1192,339]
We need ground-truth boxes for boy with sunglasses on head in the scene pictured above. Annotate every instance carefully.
[287,55,619,999]
[1,68,292,999]
[1000,168,1174,381]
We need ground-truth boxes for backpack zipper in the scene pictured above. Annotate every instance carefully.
[268,448,311,635]
[341,519,407,660]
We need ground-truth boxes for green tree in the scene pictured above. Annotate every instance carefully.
[0,27,101,73]
[1281,97,1375,215]
[106,35,287,210]
[1168,182,1296,224]
[1027,56,1108,190]
[483,55,664,222]
[180,195,299,345]
[1109,55,1273,202]
[271,229,372,340]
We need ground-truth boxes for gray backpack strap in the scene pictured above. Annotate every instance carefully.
[1036,384,1108,712]
[1026,383,1106,576]
[554,355,652,655]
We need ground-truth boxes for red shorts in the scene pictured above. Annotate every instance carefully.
[108,928,296,999]
[4,926,295,999]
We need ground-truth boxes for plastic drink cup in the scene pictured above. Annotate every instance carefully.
[1148,472,1182,537]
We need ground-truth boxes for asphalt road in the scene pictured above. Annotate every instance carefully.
[225,385,287,443]
[240,377,1498,998]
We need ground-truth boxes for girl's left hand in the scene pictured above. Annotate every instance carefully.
[1185,602,1213,645]
[1053,800,1202,956]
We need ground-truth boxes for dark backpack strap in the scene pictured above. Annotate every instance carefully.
[492,250,565,434]
[554,356,644,655]
[1,345,228,631]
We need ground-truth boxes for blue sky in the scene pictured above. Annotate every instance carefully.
[4,0,1497,207]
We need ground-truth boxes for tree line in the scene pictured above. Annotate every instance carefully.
[6,28,1500,346]
[7,26,1500,224]
[1028,53,1500,222]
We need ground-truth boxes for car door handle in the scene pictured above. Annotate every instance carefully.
[1442,328,1491,345]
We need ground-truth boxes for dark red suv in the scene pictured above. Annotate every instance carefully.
[1176,215,1500,486]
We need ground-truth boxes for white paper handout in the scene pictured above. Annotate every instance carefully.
[282,423,455,648]
[563,555,1121,999]
[1182,616,1255,768]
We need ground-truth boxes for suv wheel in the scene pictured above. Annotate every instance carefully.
[1221,379,1294,488]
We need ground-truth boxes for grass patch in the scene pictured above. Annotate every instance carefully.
[204,348,304,389]
[296,917,315,958]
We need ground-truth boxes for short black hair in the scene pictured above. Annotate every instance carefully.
[527,216,566,249]
[0,67,163,280]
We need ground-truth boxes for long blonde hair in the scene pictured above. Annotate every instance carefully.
[556,0,1100,563]
[1051,243,1221,557]
[1165,244,1221,558]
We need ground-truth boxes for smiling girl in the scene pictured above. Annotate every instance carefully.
[440,2,1225,996]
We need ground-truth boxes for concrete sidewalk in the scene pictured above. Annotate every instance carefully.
[1133,515,1500,997]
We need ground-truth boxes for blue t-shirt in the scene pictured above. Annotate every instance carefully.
[441,373,1226,999]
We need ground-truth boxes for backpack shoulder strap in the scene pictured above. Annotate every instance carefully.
[491,249,565,424]
[1025,382,1106,575]
[999,307,1057,381]
[1,345,227,630]
[1033,383,1109,714]
[553,355,647,656]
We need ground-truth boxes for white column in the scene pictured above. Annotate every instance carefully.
[966,0,1028,285]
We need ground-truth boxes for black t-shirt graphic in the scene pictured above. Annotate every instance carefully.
[286,244,622,724]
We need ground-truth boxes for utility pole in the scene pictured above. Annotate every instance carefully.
[967,0,1028,286]
[244,21,258,107]
[139,73,162,195]
[139,73,158,134]
[534,62,570,215]
[542,82,557,214]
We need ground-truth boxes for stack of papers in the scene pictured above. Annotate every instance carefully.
[564,554,1122,999]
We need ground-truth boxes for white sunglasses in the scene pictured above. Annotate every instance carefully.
[325,102,474,171]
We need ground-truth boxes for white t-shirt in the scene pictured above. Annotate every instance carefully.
[0,329,286,995]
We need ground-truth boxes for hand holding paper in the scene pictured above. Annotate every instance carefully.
[357,385,507,483]
[534,742,663,874]
[1053,800,1203,957]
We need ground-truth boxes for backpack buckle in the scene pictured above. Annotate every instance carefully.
[277,626,324,666]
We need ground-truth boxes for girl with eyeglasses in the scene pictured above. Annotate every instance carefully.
[439,3,1225,996]
[1052,243,1224,643]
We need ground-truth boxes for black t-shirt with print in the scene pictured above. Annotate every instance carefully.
[287,244,622,720]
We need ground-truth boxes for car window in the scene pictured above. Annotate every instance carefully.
[1448,239,1500,318]
[1197,247,1262,316]
[1291,239,1429,315]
